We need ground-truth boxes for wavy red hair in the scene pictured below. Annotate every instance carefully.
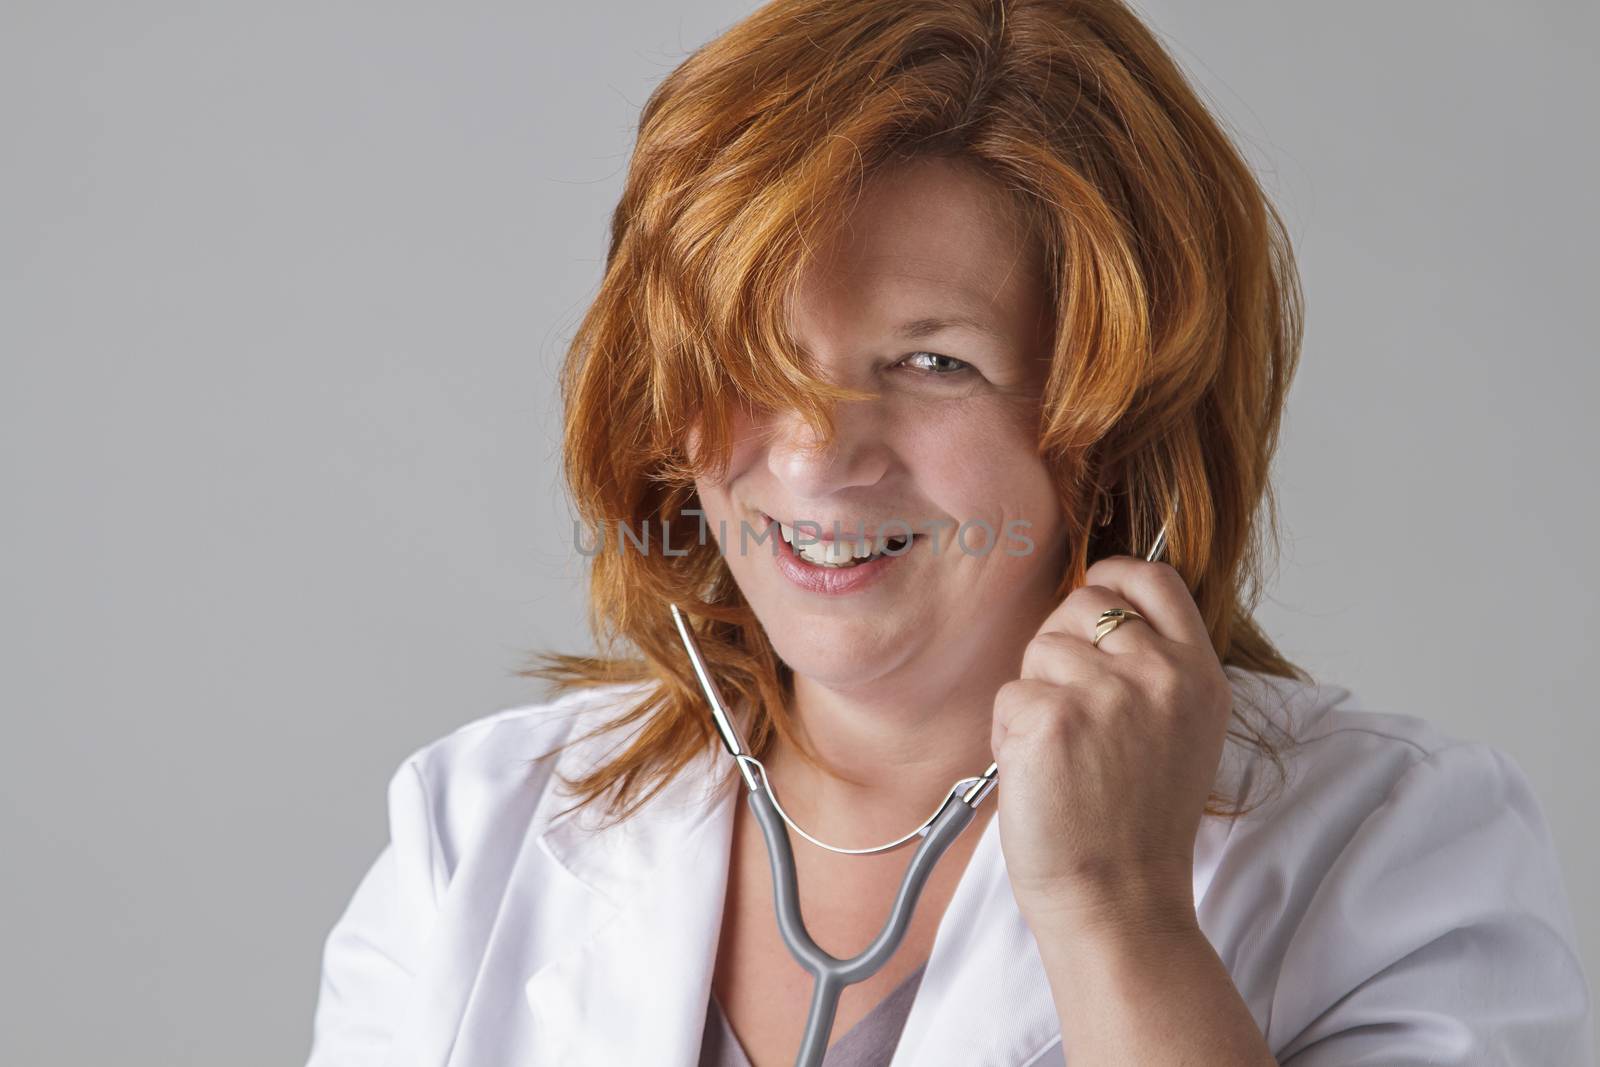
[522,0,1314,825]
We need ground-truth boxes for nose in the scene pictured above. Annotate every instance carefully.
[765,397,891,500]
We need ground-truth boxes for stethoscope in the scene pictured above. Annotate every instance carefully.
[669,513,1173,1067]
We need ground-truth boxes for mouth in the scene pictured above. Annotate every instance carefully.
[759,512,915,569]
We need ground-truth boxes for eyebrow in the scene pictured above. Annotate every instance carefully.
[894,314,1004,341]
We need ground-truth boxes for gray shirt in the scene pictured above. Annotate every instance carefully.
[697,963,927,1067]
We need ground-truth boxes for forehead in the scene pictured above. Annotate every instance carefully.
[789,156,1046,337]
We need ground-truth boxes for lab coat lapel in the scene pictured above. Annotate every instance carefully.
[887,812,1062,1065]
[891,797,1236,1066]
[524,737,740,1066]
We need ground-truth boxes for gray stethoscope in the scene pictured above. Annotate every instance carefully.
[669,512,1173,1066]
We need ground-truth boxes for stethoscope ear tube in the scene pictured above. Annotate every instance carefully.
[745,780,979,1067]
[953,502,1175,812]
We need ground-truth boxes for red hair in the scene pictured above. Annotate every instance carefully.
[522,0,1313,825]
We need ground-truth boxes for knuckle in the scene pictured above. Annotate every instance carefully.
[995,678,1038,716]
[1149,641,1186,676]
[1126,562,1169,597]
[1028,628,1074,654]
[1084,555,1126,579]
[1103,670,1140,705]
[1023,629,1084,679]
[1067,582,1113,605]
[1149,559,1186,591]
[997,678,1067,727]
[1152,661,1187,704]
[1020,639,1054,677]
[1031,628,1075,651]
[1149,558,1180,580]
[1036,710,1073,743]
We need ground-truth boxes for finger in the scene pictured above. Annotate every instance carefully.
[1068,583,1164,654]
[1035,580,1164,655]
[1081,556,1210,650]
[992,677,1073,749]
[1018,626,1102,686]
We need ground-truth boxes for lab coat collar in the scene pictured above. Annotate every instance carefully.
[526,714,741,1065]
[520,691,1241,1066]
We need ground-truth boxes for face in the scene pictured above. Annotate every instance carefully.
[691,156,1070,698]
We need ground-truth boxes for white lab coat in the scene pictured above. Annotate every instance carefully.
[305,668,1595,1066]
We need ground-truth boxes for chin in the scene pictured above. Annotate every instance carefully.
[768,630,904,689]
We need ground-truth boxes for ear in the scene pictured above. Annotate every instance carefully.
[1101,456,1125,495]
[1091,455,1126,513]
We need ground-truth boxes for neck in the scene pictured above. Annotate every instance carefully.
[755,608,1042,851]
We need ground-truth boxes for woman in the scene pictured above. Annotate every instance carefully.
[305,1,1594,1064]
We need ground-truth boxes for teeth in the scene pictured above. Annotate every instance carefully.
[776,519,908,567]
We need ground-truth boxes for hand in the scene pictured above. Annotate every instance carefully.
[989,556,1235,936]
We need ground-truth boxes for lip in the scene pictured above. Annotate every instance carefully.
[759,512,915,596]
[760,511,916,544]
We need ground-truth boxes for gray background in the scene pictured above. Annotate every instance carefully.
[2,2,1594,1062]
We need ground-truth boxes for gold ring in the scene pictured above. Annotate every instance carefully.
[1092,607,1147,649]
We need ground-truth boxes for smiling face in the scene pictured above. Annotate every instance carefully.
[691,155,1071,697]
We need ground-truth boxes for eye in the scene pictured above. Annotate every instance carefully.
[898,351,974,377]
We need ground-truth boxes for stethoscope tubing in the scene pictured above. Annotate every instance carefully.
[745,779,980,1067]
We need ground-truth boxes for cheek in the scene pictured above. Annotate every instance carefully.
[896,401,1060,528]
[687,407,760,494]
[692,474,743,539]
[689,413,768,550]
